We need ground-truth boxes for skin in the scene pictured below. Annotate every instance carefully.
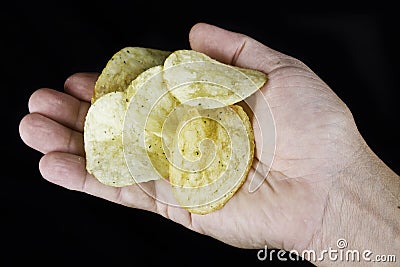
[19,23,399,266]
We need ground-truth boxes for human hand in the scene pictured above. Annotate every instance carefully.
[19,23,399,265]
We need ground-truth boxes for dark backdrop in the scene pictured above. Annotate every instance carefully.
[2,2,398,266]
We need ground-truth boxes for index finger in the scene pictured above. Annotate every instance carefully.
[64,72,99,102]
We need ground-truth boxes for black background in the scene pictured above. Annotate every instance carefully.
[2,2,398,266]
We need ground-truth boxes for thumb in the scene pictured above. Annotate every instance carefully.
[189,23,309,73]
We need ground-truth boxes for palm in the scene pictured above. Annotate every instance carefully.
[19,23,361,253]
[182,65,358,250]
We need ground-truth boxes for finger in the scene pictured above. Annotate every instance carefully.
[19,113,84,155]
[28,88,89,132]
[189,23,309,73]
[39,152,157,212]
[64,72,99,102]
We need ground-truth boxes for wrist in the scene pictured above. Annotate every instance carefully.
[308,142,400,266]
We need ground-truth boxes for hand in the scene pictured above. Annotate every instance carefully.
[19,23,399,265]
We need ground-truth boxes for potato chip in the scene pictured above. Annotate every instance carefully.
[84,76,175,185]
[123,66,178,182]
[92,47,170,103]
[122,128,169,182]
[163,50,267,108]
[125,65,178,135]
[169,105,254,214]
[84,92,135,186]
[144,132,170,179]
